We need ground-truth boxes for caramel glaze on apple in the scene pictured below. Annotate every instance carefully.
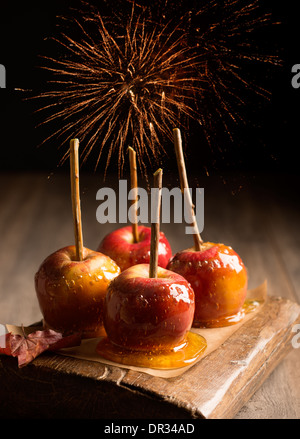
[167,242,248,328]
[35,245,121,338]
[97,225,172,271]
[103,264,195,351]
[97,264,207,369]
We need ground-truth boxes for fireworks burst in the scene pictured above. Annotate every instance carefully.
[135,0,281,164]
[185,0,281,159]
[35,3,203,176]
[34,0,281,175]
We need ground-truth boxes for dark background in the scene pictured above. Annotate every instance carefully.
[0,0,297,179]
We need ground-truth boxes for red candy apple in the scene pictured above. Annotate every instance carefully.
[167,242,248,327]
[103,264,195,351]
[35,245,121,338]
[97,225,172,272]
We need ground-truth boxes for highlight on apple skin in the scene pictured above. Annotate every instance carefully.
[103,264,195,351]
[97,225,172,272]
[167,242,248,327]
[35,245,121,338]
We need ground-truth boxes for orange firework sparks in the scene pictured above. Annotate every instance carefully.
[34,3,204,176]
[32,0,281,175]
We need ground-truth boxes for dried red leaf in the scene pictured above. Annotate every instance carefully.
[0,327,81,367]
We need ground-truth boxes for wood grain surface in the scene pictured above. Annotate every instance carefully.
[0,171,299,419]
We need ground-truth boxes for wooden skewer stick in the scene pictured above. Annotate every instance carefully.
[149,168,163,279]
[173,128,203,251]
[128,146,139,243]
[70,138,84,261]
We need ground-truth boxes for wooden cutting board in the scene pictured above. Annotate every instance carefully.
[0,295,299,419]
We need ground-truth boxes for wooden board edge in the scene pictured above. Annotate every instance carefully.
[0,296,299,419]
[197,297,300,418]
[116,296,300,419]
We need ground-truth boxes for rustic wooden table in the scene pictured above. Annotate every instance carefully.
[0,170,299,419]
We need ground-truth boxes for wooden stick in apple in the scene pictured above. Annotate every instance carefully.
[168,129,248,328]
[98,165,207,367]
[173,128,203,252]
[128,146,139,243]
[70,138,84,261]
[35,138,121,339]
[97,156,172,272]
[149,168,163,279]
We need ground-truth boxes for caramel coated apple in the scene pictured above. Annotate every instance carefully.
[167,242,248,327]
[97,225,172,271]
[103,264,195,351]
[35,245,121,338]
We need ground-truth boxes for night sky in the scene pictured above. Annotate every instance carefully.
[0,0,297,177]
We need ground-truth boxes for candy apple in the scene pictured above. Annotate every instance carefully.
[97,225,172,272]
[167,242,248,327]
[35,245,121,338]
[103,264,195,351]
